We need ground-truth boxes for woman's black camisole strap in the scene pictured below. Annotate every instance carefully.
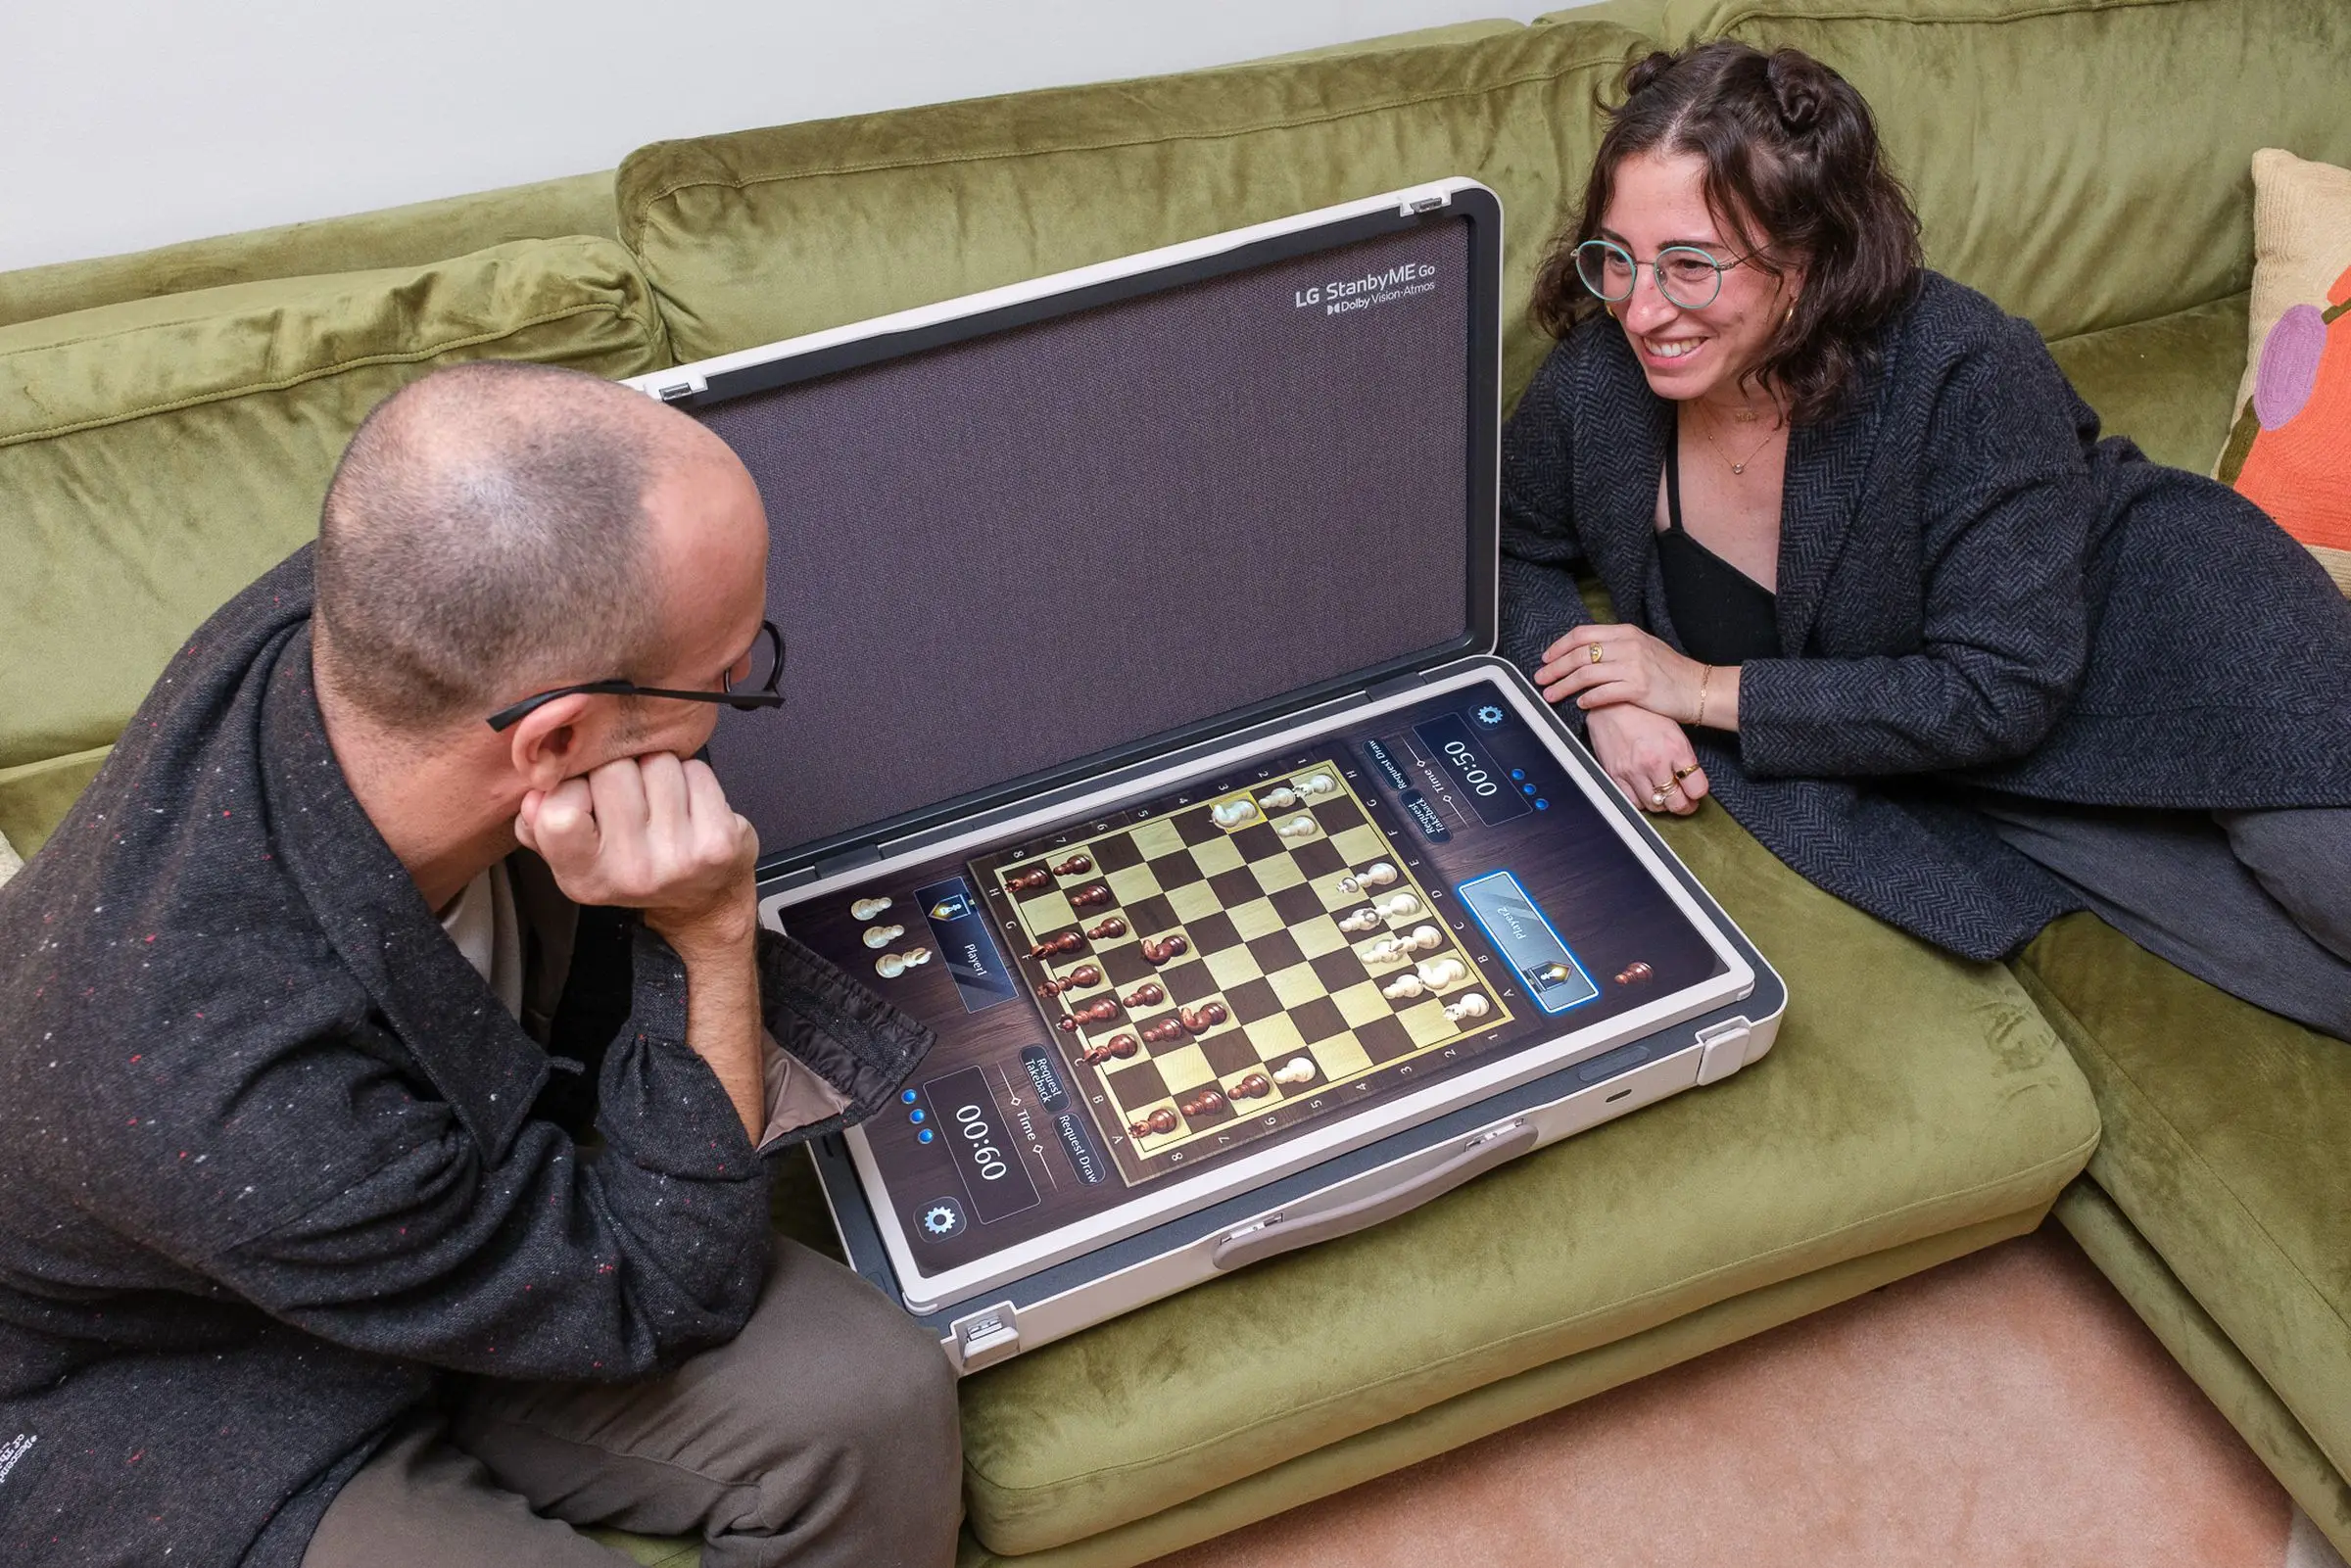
[1655,433,1780,668]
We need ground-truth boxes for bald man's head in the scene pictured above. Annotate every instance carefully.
[314,361,738,732]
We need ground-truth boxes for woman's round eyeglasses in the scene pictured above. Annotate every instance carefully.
[485,620,786,733]
[1574,238,1755,311]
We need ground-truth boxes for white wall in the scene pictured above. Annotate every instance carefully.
[3,0,1574,274]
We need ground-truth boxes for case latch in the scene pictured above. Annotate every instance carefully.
[1694,1018,1753,1085]
[949,1302,1022,1371]
[648,373,708,404]
[1400,191,1453,215]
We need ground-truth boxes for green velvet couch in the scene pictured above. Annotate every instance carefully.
[1,1,2342,1562]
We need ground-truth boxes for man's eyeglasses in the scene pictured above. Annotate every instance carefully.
[1574,238,1757,311]
[485,621,786,733]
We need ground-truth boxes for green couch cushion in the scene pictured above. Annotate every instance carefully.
[953,802,2097,1555]
[0,237,668,779]
[2056,1180,2351,1560]
[1561,0,2351,343]
[2016,915,2351,1501]
[616,19,1651,401]
[0,170,619,331]
[2044,290,2250,472]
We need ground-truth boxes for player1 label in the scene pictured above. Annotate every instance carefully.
[920,1067,1042,1222]
[918,877,1021,1014]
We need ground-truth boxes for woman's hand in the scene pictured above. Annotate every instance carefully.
[1585,704,1710,816]
[1535,624,1709,724]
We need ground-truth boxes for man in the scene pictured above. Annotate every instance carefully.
[0,363,961,1567]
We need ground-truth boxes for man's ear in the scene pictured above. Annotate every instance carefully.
[506,693,599,792]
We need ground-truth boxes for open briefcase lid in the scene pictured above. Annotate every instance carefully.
[624,179,1506,881]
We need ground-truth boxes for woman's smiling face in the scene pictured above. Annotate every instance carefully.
[1599,149,1802,408]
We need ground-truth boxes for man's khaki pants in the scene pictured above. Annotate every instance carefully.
[303,1238,963,1568]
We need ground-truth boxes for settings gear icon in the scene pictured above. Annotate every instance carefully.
[1472,703,1507,728]
[917,1197,967,1241]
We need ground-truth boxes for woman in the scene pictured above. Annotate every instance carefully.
[1501,40,2351,1037]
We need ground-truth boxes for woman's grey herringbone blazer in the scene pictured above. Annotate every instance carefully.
[1499,270,2351,961]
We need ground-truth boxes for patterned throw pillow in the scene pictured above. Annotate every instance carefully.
[2216,149,2351,594]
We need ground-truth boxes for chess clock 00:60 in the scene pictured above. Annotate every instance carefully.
[953,1103,1010,1183]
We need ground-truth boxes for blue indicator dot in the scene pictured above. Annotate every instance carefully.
[1535,798,1551,810]
[1521,784,1537,795]
[908,1109,926,1124]
[918,1127,935,1144]
[1511,769,1525,781]
[899,1089,918,1104]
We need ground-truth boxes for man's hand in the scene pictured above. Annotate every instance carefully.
[1585,704,1710,817]
[516,753,766,1141]
[516,753,761,957]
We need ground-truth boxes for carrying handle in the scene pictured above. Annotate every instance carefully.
[1210,1121,1536,1272]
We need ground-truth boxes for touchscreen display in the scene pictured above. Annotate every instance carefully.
[777,680,1731,1277]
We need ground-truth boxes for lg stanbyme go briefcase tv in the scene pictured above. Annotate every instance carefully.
[627,179,1785,1371]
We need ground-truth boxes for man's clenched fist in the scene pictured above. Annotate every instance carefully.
[516,752,761,955]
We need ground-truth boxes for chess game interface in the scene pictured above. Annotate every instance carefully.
[778,675,1736,1289]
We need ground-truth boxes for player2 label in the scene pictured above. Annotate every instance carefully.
[920,1067,1042,1222]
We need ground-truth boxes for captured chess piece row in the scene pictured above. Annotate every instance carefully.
[846,896,936,978]
[1207,769,1341,834]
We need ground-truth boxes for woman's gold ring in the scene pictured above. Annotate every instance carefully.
[1588,642,1606,664]
[1672,763,1700,782]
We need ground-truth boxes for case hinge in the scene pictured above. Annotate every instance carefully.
[1693,1018,1753,1085]
[949,1302,1022,1371]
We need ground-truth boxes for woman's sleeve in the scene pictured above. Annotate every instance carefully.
[1499,345,1590,675]
[1735,318,2096,778]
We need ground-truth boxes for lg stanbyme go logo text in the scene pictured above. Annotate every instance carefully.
[1295,261,1438,316]
[0,1432,35,1489]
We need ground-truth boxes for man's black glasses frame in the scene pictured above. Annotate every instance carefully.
[485,621,786,733]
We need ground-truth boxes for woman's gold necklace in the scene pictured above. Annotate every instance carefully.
[1700,401,1780,476]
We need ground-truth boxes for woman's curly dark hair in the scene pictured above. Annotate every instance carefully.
[1528,41,1922,425]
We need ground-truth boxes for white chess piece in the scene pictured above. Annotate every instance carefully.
[1415,954,1467,988]
[1444,993,1491,1022]
[851,896,893,921]
[1405,925,1445,955]
[1376,892,1421,921]
[1364,936,1405,966]
[1337,907,1382,934]
[1212,798,1257,829]
[1273,1056,1316,1085]
[1297,772,1338,797]
[1381,974,1425,1000]
[1275,815,1317,839]
[875,952,908,978]
[862,923,905,949]
[1260,785,1299,810]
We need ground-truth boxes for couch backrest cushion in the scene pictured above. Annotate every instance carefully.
[1551,0,2351,342]
[0,171,621,333]
[0,236,667,776]
[617,20,1651,403]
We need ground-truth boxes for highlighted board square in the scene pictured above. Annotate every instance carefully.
[1245,1014,1306,1060]
[1229,899,1286,941]
[1250,856,1306,895]
[1106,866,1160,906]
[1204,947,1262,990]
[1267,963,1324,1009]
[1128,819,1186,860]
[1399,999,1459,1047]
[1310,1035,1373,1079]
[1191,835,1246,878]
[1293,916,1349,960]
[1331,980,1391,1027]
[1152,1043,1214,1093]
[1167,882,1222,922]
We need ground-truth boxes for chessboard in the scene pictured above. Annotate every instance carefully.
[974,759,1515,1185]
